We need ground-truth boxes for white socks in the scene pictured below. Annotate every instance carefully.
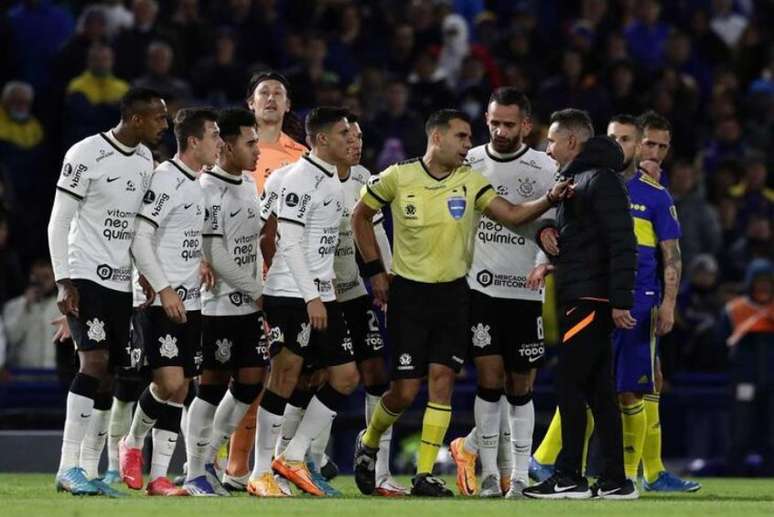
[107,398,135,473]
[283,396,336,462]
[509,398,534,483]
[57,391,95,475]
[252,407,283,478]
[275,404,304,457]
[206,390,250,463]
[497,396,513,479]
[185,397,217,481]
[79,407,110,479]
[150,428,178,480]
[473,395,501,479]
[366,392,393,480]
[308,417,332,469]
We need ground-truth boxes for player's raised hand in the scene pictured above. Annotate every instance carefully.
[56,279,79,317]
[548,178,574,203]
[539,227,560,256]
[307,297,327,331]
[138,274,156,307]
[527,263,555,289]
[159,286,187,324]
[612,308,637,329]
[639,160,661,182]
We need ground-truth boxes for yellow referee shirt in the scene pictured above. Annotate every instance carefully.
[361,158,497,283]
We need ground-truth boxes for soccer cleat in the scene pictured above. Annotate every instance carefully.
[146,476,189,496]
[101,469,122,484]
[307,462,341,496]
[375,476,410,497]
[450,437,477,496]
[499,473,511,495]
[272,456,324,496]
[320,455,339,481]
[528,456,555,483]
[118,438,144,490]
[522,473,591,500]
[205,463,230,496]
[222,470,250,492]
[478,474,503,498]
[90,478,126,497]
[247,473,289,497]
[411,473,454,497]
[642,471,701,492]
[591,478,639,500]
[353,430,378,495]
[275,474,292,496]
[55,467,100,496]
[505,479,529,499]
[183,475,218,496]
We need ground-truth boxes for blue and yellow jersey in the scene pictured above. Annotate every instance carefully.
[626,171,681,296]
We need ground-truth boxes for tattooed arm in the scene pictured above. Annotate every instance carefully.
[657,239,682,336]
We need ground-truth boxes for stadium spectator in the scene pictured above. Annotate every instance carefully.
[1,259,58,369]
[62,43,128,150]
[669,161,722,269]
[191,29,246,106]
[159,0,214,76]
[723,214,773,283]
[214,0,285,71]
[370,80,428,159]
[113,0,163,81]
[607,60,645,115]
[52,5,109,92]
[729,157,774,230]
[699,115,748,176]
[407,49,455,119]
[284,33,339,111]
[133,41,192,107]
[624,0,670,71]
[383,24,418,77]
[0,81,45,203]
[710,0,749,49]
[0,212,24,304]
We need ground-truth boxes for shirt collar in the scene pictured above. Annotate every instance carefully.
[304,153,336,177]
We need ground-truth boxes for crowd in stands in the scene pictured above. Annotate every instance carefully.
[0,1,771,391]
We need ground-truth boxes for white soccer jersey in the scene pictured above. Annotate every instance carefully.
[335,165,386,302]
[55,132,154,292]
[258,163,293,222]
[201,166,263,316]
[137,159,205,311]
[263,155,344,302]
[466,144,557,301]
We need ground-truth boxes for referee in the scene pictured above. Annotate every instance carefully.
[352,109,570,497]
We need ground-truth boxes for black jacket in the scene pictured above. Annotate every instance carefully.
[553,136,636,309]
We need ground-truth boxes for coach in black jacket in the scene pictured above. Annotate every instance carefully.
[524,109,638,500]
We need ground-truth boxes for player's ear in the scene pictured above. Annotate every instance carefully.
[522,117,533,137]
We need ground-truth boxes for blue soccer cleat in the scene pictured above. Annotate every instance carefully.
[101,469,122,484]
[90,478,126,497]
[307,462,341,496]
[642,471,702,492]
[204,463,230,496]
[55,467,100,495]
[528,457,555,483]
[183,475,218,496]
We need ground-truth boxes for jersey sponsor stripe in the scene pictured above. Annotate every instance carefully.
[277,216,305,227]
[136,213,159,228]
[56,185,84,200]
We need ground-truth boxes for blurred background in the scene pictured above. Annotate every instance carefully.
[0,0,772,477]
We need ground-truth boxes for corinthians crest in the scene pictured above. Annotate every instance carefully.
[297,322,311,348]
[86,318,106,343]
[517,177,537,197]
[471,323,492,348]
[159,335,179,358]
[215,338,232,363]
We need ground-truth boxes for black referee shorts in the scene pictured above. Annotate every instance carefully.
[388,276,469,379]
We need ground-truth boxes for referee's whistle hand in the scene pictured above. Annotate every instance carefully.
[612,308,637,329]
[307,298,327,330]
[160,287,187,324]
[370,273,390,307]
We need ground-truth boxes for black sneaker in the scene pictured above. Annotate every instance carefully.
[522,473,591,499]
[320,457,339,481]
[591,478,639,500]
[410,473,454,497]
[353,430,377,495]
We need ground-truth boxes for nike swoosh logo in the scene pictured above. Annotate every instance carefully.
[167,438,177,443]
[373,344,384,350]
[230,209,241,217]
[98,431,107,437]
[106,176,120,182]
[598,488,623,496]
[566,306,577,316]
[272,424,282,428]
[555,484,578,492]
[196,441,208,447]
[184,203,193,209]
[142,418,154,425]
[323,199,333,206]
[80,413,91,418]
[528,355,542,363]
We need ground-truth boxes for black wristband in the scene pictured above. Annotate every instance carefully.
[362,259,385,278]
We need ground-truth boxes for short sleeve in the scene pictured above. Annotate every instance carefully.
[470,171,496,212]
[653,190,681,242]
[361,165,399,210]
[202,186,225,237]
[56,142,95,200]
[137,171,176,228]
[276,170,314,227]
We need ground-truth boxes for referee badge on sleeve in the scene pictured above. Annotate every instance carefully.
[447,195,466,220]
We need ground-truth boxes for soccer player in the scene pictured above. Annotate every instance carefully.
[352,109,570,497]
[223,71,308,489]
[450,88,557,498]
[333,116,407,496]
[119,108,221,496]
[247,107,359,497]
[523,109,637,500]
[182,108,267,495]
[47,87,167,496]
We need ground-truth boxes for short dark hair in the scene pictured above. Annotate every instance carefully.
[304,106,349,141]
[120,87,163,120]
[174,107,218,152]
[217,108,256,141]
[425,109,471,135]
[346,113,359,124]
[638,110,672,135]
[609,113,642,132]
[488,87,531,116]
[549,108,594,138]
[246,70,290,100]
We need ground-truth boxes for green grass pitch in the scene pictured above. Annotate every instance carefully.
[2,474,774,517]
